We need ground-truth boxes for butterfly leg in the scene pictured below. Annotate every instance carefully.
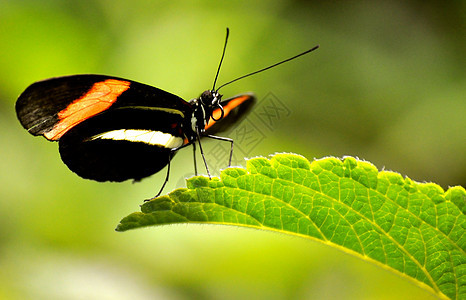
[192,141,198,176]
[146,149,176,201]
[196,130,211,179]
[202,134,234,167]
[145,140,199,201]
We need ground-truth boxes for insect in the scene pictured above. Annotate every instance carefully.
[16,28,319,198]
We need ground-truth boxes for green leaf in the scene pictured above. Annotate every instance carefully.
[117,153,465,300]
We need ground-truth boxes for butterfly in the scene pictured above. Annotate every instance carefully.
[16,28,318,197]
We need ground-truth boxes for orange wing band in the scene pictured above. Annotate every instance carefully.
[44,79,131,140]
[205,95,250,131]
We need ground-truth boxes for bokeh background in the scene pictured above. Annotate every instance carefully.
[1,1,464,299]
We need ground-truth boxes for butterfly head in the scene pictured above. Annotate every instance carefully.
[189,90,224,133]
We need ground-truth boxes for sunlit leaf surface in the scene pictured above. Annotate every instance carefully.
[118,153,465,299]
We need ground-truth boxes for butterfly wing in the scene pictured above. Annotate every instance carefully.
[16,75,193,182]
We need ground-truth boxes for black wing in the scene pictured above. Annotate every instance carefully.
[16,74,194,182]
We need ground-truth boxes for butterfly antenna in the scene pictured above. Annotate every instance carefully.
[216,44,319,92]
[212,28,230,91]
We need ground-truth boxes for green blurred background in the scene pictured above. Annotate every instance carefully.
[1,0,464,299]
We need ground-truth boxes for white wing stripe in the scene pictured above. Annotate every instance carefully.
[91,129,183,148]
